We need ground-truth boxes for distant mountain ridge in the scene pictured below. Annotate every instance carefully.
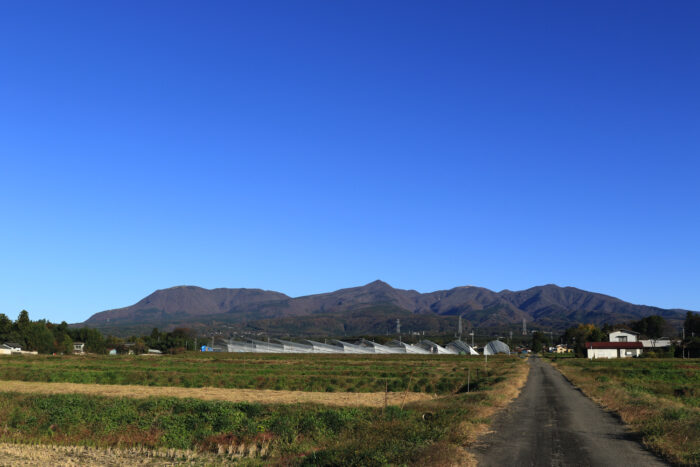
[81,281,693,336]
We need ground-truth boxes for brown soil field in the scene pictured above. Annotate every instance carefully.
[0,380,435,407]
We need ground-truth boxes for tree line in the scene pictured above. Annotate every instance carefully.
[554,313,700,357]
[0,310,199,355]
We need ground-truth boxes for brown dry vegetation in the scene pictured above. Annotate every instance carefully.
[0,442,234,467]
[0,380,433,407]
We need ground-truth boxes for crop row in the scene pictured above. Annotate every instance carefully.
[0,353,516,394]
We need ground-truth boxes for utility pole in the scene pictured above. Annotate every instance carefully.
[458,315,463,340]
[522,318,527,336]
[396,319,401,343]
[469,330,475,348]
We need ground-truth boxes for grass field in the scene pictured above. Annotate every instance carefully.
[0,353,529,466]
[0,352,510,394]
[551,357,700,465]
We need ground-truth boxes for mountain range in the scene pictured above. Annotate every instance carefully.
[80,281,693,337]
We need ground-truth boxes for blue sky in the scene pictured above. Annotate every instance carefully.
[1,1,699,323]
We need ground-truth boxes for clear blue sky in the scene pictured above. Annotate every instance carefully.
[1,1,698,323]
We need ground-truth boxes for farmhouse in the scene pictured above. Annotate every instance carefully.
[587,329,646,359]
[586,341,643,359]
[555,344,572,354]
[73,342,85,354]
[608,329,639,342]
[2,342,22,352]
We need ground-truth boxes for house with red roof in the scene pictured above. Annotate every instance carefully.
[586,330,644,359]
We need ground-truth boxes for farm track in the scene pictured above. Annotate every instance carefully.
[474,357,666,466]
[0,380,435,407]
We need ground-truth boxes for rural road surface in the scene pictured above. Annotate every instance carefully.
[474,357,667,466]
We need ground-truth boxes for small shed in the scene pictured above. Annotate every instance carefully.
[640,338,672,349]
[73,342,85,354]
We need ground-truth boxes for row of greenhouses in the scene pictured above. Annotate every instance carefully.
[215,338,510,355]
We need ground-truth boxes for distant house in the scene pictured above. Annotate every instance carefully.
[73,342,85,354]
[586,342,643,359]
[555,344,572,354]
[107,348,117,355]
[608,330,639,343]
[2,343,22,352]
[586,329,647,359]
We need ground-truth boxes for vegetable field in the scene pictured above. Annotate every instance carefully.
[0,353,529,465]
[0,352,513,394]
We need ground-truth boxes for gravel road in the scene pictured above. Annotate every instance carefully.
[474,357,667,466]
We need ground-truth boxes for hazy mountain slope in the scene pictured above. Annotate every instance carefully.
[85,286,289,325]
[81,281,693,335]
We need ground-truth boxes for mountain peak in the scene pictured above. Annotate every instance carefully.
[365,279,392,288]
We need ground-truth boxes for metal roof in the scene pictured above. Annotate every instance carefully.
[483,340,510,355]
[587,342,643,349]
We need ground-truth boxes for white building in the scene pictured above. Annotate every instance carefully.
[639,337,672,349]
[608,330,639,343]
[2,343,22,352]
[586,342,643,359]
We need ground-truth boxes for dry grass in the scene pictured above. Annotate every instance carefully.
[0,379,434,407]
[0,442,233,466]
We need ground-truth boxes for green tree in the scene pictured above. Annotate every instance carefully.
[0,313,12,337]
[133,337,148,354]
[531,331,548,353]
[57,333,73,354]
[563,324,604,357]
[631,315,666,339]
[16,310,30,333]
[684,312,700,337]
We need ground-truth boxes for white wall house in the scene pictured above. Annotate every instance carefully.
[73,342,85,354]
[2,343,22,352]
[608,330,639,343]
[587,342,643,359]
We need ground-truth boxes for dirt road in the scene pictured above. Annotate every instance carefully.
[474,357,666,466]
[0,380,433,407]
